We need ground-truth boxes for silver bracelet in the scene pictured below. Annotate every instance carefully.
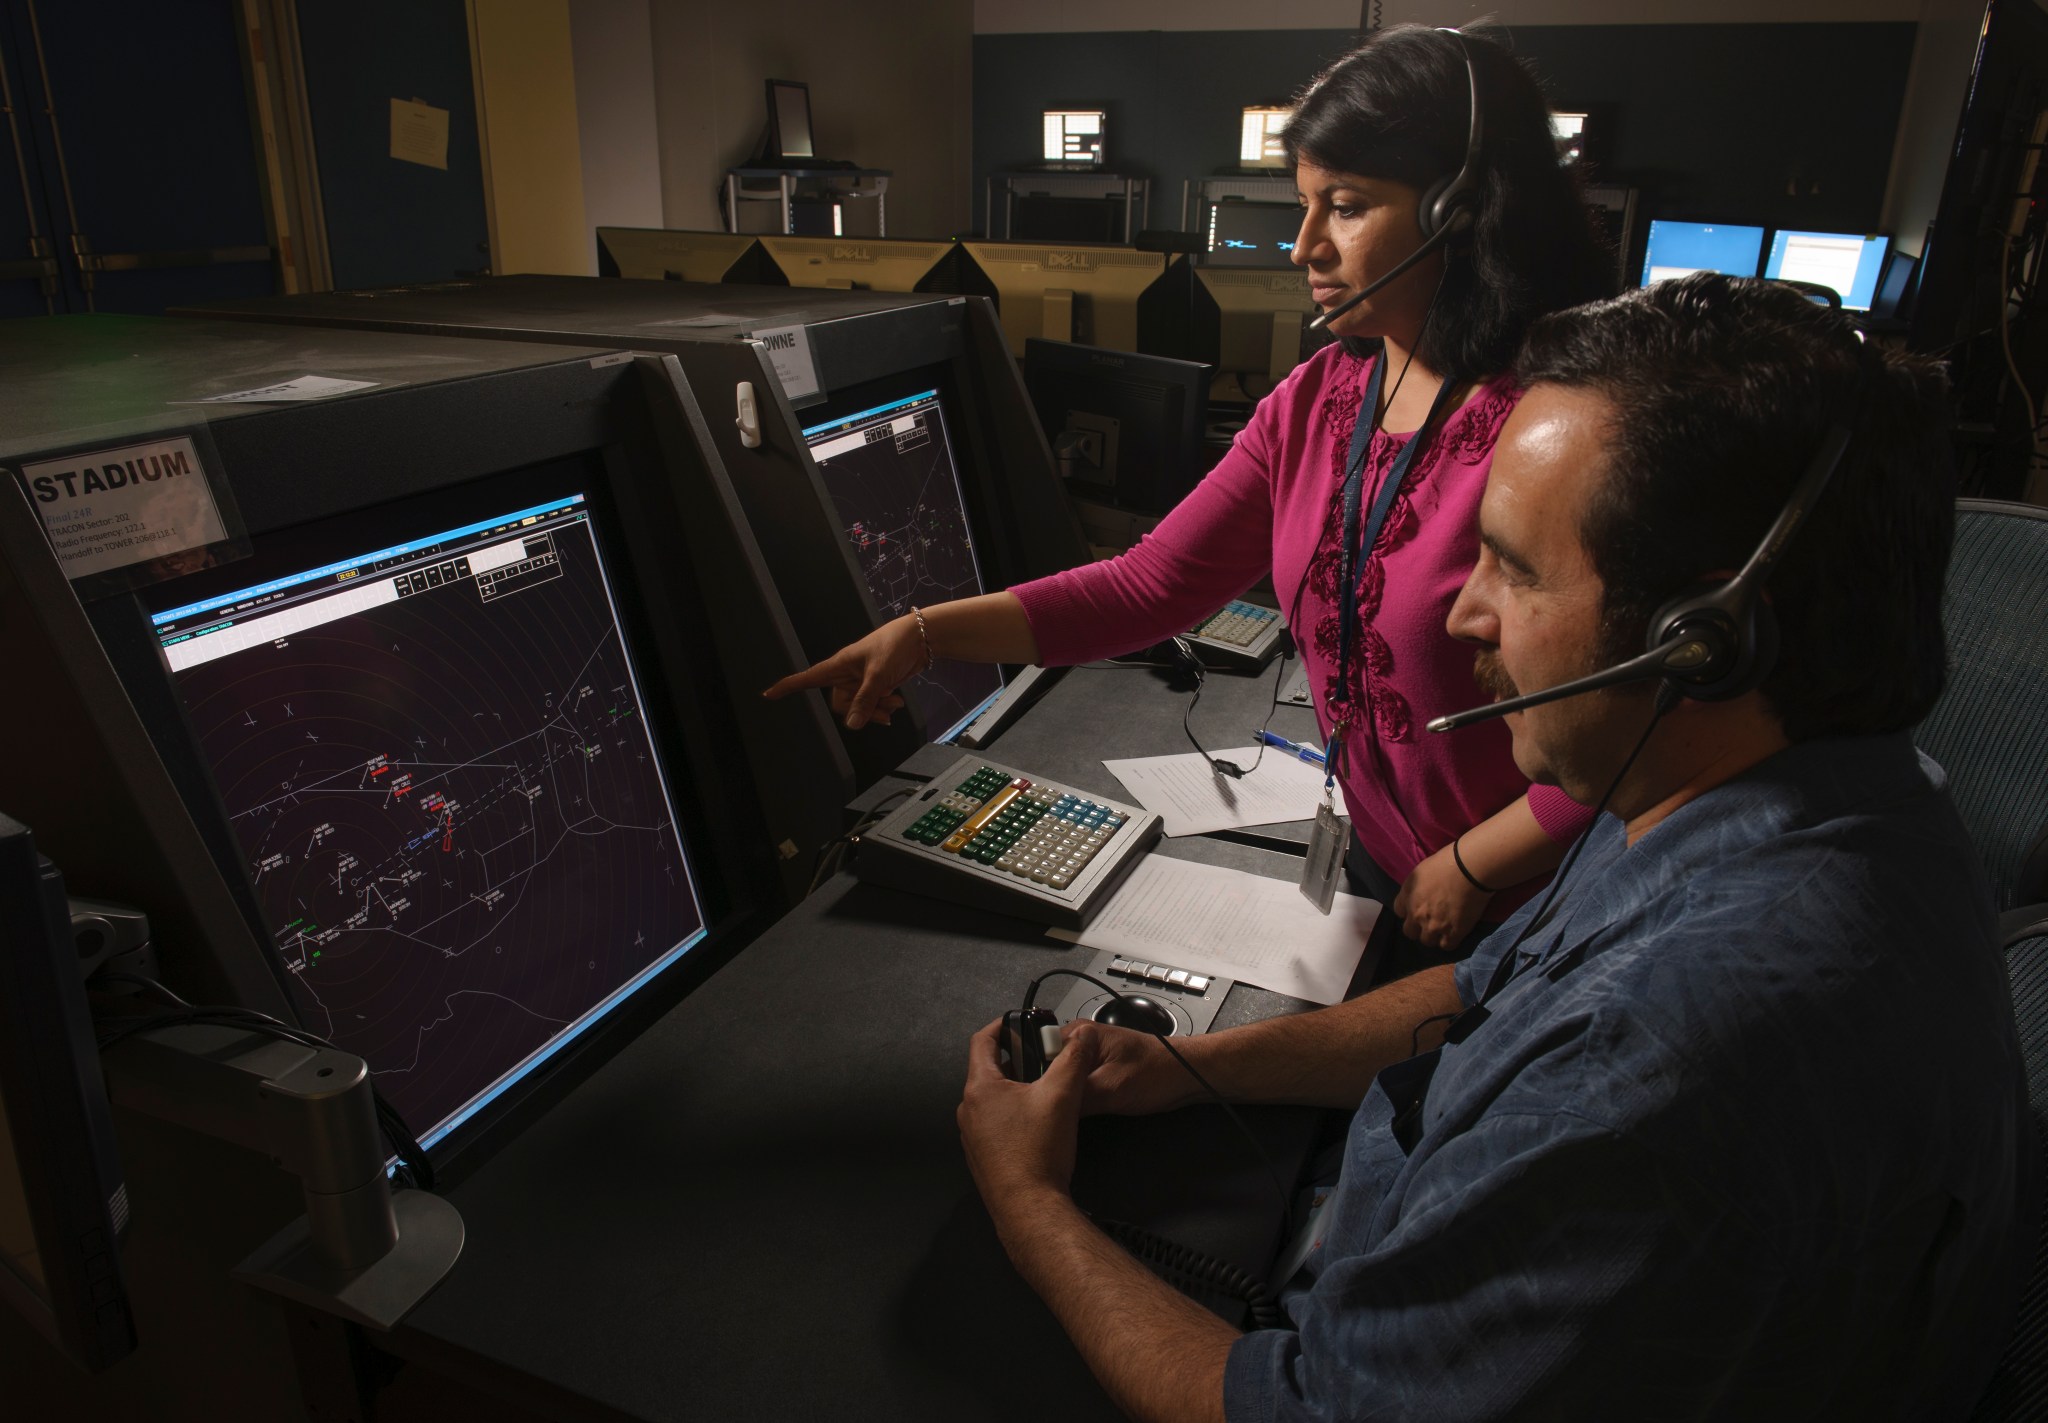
[909,606,937,672]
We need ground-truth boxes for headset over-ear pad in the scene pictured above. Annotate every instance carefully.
[1646,581,1780,703]
[1417,173,1477,241]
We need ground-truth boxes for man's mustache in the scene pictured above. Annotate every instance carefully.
[1473,650,1518,702]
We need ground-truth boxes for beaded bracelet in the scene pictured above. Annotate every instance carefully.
[909,606,937,672]
[1451,836,1500,894]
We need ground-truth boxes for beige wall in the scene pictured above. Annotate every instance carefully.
[470,0,590,275]
[649,0,975,238]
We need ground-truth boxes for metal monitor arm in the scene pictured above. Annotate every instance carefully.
[100,1024,462,1330]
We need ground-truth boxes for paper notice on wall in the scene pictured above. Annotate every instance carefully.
[747,324,821,402]
[16,436,229,581]
[170,374,380,405]
[390,97,450,170]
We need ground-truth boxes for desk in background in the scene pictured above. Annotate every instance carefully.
[725,166,892,236]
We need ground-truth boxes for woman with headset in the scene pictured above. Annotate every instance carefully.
[767,26,1615,973]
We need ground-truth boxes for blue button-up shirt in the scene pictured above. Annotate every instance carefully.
[1225,733,2035,1421]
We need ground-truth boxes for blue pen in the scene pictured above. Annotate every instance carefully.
[1253,729,1325,766]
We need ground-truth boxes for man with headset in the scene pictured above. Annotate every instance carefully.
[957,274,2035,1421]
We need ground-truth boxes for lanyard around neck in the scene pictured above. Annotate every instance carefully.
[1328,356,1459,784]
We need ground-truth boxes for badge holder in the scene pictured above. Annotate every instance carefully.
[1300,733,1349,913]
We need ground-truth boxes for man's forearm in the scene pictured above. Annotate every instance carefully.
[1170,964,1463,1109]
[994,1186,1235,1423]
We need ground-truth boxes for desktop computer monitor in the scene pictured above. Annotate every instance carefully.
[1042,110,1107,167]
[1868,247,1919,323]
[768,79,815,160]
[798,384,1005,740]
[1,316,830,1173]
[595,227,759,284]
[955,242,1165,356]
[1240,108,1292,170]
[1205,202,1300,268]
[1638,219,1766,286]
[1137,260,1326,390]
[1024,338,1213,516]
[1550,111,1588,165]
[736,235,962,293]
[139,483,711,1156]
[1763,230,1889,311]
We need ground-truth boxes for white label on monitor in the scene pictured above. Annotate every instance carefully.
[17,435,229,581]
[748,324,820,402]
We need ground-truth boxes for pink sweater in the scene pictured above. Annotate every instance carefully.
[1012,344,1592,896]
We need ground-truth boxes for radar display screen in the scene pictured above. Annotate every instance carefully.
[801,387,1004,740]
[146,485,705,1152]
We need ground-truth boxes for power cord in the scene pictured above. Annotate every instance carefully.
[811,785,918,895]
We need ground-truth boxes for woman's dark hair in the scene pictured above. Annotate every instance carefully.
[1518,273,1955,741]
[1282,24,1614,382]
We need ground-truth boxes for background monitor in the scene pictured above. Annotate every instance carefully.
[595,228,758,284]
[1638,219,1767,286]
[0,813,136,1373]
[1550,111,1588,165]
[739,235,961,293]
[1024,339,1214,517]
[957,241,1164,356]
[1763,230,1889,311]
[1239,107,1292,169]
[1042,109,1106,167]
[767,79,815,160]
[798,382,1006,740]
[1137,260,1327,390]
[1869,247,1920,322]
[1205,201,1299,268]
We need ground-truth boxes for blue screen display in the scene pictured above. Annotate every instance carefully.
[1639,221,1767,287]
[1762,231,1890,311]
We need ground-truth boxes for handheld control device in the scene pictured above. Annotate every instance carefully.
[855,757,1162,928]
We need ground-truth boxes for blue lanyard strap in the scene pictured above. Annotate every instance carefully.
[1329,357,1460,787]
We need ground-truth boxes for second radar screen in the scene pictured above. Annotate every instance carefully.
[802,386,1004,741]
[147,485,705,1152]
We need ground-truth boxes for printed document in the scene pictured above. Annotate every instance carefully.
[1104,747,1342,837]
[1050,854,1376,1004]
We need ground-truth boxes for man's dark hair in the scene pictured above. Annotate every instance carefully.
[1281,25,1615,383]
[1517,273,1954,741]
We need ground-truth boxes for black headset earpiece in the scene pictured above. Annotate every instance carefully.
[1416,29,1485,242]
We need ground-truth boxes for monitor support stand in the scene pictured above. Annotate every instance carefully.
[100,1023,464,1331]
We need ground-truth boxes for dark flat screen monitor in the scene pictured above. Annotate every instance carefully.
[798,379,1006,741]
[1024,338,1213,517]
[1638,220,1766,286]
[0,813,136,1372]
[1763,230,1889,311]
[1869,248,1920,321]
[139,472,710,1156]
[1205,202,1299,268]
[768,79,815,160]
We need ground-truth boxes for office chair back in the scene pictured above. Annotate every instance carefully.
[1913,500,2048,911]
[1968,924,2048,1421]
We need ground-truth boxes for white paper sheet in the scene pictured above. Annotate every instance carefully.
[1049,854,1377,1005]
[1103,746,1342,837]
[173,375,379,405]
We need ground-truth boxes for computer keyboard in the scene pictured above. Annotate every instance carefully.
[855,756,1162,927]
[1183,599,1285,671]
